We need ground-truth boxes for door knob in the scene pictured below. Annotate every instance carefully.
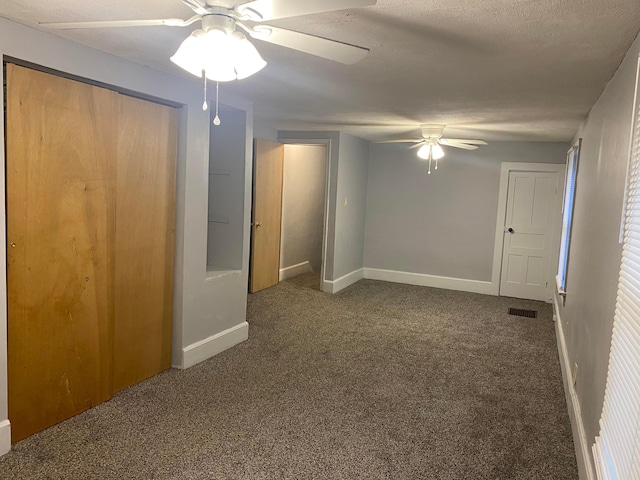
[255,222,262,228]
[507,228,514,234]
[10,242,16,248]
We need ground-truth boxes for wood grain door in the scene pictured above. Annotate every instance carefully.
[6,64,178,442]
[250,139,284,293]
[6,64,117,442]
[113,94,177,392]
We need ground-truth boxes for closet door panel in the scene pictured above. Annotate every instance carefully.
[6,65,117,442]
[113,94,178,393]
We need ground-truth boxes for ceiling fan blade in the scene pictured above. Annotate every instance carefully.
[248,26,369,64]
[440,138,488,146]
[375,139,422,144]
[237,0,376,21]
[182,0,208,15]
[39,17,199,29]
[440,141,480,151]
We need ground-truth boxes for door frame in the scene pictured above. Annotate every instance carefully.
[277,138,332,293]
[491,162,565,301]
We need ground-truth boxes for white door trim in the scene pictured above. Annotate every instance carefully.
[277,138,331,293]
[491,162,566,301]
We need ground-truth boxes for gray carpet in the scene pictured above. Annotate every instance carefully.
[284,271,321,290]
[0,279,577,479]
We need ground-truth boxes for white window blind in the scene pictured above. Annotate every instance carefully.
[593,58,640,480]
[557,141,580,293]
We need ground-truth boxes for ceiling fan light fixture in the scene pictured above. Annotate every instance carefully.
[170,27,266,82]
[417,142,445,161]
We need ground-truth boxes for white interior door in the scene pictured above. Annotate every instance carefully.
[499,170,560,301]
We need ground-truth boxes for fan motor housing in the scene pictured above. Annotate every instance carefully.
[202,13,236,33]
[420,124,445,139]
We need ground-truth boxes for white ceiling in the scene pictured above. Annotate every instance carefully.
[2,0,639,142]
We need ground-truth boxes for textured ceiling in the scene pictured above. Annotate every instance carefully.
[1,0,639,142]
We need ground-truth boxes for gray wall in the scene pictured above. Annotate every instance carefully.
[280,145,326,273]
[253,123,279,142]
[333,133,370,279]
[556,32,640,472]
[365,141,567,281]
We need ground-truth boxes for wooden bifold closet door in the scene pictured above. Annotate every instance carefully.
[5,64,178,442]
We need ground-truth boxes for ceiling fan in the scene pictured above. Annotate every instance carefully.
[377,124,488,174]
[40,0,376,125]
[39,0,377,76]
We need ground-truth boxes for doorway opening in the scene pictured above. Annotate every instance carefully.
[279,144,328,291]
[250,139,329,293]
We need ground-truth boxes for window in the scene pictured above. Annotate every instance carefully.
[592,57,640,480]
[556,140,581,294]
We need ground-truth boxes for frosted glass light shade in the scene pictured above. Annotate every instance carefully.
[432,144,445,160]
[233,33,268,79]
[171,29,266,82]
[417,144,431,160]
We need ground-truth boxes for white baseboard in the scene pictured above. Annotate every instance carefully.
[553,295,596,480]
[363,268,494,295]
[279,261,312,281]
[181,322,249,369]
[325,268,364,293]
[0,419,10,456]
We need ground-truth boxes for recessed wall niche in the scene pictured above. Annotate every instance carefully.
[207,104,246,274]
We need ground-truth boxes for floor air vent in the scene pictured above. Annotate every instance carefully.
[508,308,538,318]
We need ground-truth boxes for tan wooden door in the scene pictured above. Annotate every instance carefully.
[250,139,284,293]
[6,64,178,442]
[113,94,177,392]
[6,64,117,442]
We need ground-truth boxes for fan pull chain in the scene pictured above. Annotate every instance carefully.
[213,81,221,126]
[428,154,432,175]
[435,156,438,170]
[202,70,208,111]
